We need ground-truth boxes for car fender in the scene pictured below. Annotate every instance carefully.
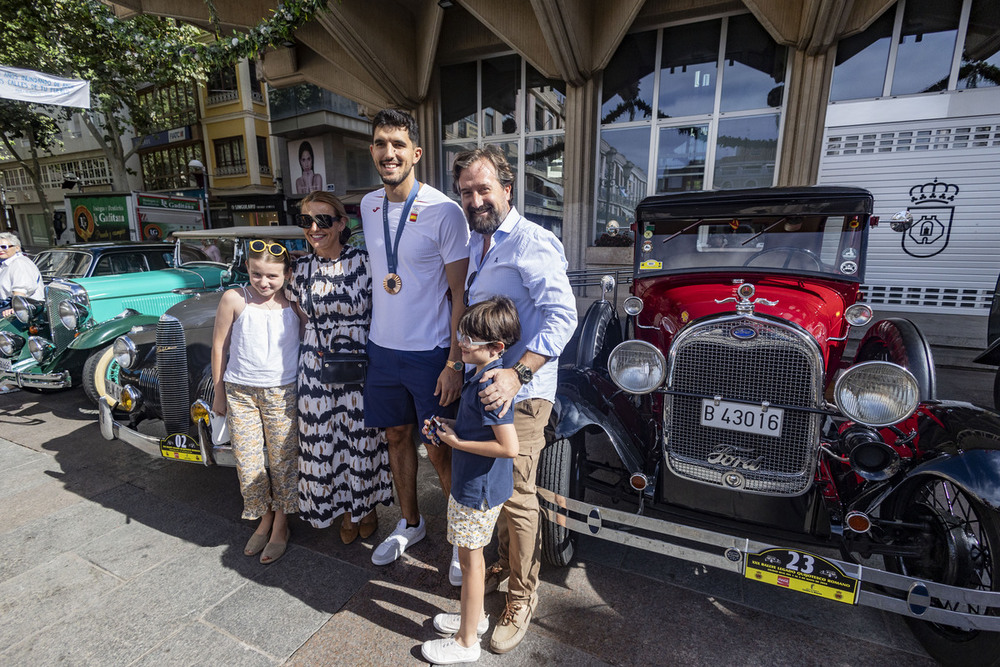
[901,400,1000,510]
[68,314,161,351]
[552,366,648,475]
[855,318,936,400]
[972,337,1000,367]
[573,300,622,370]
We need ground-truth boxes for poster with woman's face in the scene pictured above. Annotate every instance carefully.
[288,137,326,195]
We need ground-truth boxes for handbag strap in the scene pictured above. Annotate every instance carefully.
[305,257,360,355]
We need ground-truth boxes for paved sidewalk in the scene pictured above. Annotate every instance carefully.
[0,389,941,666]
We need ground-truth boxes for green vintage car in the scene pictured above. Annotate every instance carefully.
[0,240,228,399]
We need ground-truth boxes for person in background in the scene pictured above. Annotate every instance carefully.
[295,141,324,195]
[0,232,45,318]
[202,238,222,262]
[453,146,578,654]
[421,296,520,665]
[211,239,301,564]
[288,191,392,544]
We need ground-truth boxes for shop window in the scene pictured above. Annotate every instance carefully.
[602,31,657,123]
[658,21,720,119]
[441,62,478,141]
[657,126,708,192]
[830,10,894,101]
[959,0,1000,89]
[721,14,786,111]
[891,0,961,95]
[713,115,779,190]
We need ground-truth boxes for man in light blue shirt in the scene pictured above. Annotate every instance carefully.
[452,146,577,654]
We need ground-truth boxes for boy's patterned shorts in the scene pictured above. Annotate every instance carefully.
[446,494,503,550]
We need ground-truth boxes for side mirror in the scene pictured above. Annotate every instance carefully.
[600,274,615,303]
[889,210,913,232]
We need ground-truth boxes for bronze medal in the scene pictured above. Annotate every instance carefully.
[383,273,402,294]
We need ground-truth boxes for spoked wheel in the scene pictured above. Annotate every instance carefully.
[537,433,585,567]
[887,477,1000,666]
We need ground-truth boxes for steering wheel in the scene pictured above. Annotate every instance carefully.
[744,247,824,271]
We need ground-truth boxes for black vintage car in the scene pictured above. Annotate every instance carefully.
[31,241,210,281]
[972,271,1000,410]
[96,227,308,465]
[538,187,1000,666]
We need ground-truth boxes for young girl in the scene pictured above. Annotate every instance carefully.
[211,239,302,564]
[421,296,521,665]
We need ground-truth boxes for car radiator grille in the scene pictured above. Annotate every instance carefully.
[46,287,75,350]
[664,317,823,496]
[156,315,190,436]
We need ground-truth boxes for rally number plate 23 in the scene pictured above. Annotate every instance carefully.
[744,548,859,605]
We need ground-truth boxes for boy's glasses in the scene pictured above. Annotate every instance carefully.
[248,239,288,256]
[295,213,340,229]
[458,332,495,348]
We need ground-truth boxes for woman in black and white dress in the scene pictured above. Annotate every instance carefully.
[286,191,392,543]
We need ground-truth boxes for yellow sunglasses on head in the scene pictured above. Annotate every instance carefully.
[249,239,288,256]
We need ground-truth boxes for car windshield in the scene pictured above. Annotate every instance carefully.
[637,213,867,282]
[32,249,94,279]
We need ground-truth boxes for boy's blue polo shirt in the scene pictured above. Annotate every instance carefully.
[450,358,514,509]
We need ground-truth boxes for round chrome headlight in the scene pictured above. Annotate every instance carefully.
[834,361,919,427]
[0,332,25,357]
[113,336,137,369]
[623,296,644,316]
[27,336,55,362]
[844,303,873,327]
[607,340,666,394]
[12,296,37,324]
[58,300,86,330]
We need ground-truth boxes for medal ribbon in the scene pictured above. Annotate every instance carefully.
[382,180,421,278]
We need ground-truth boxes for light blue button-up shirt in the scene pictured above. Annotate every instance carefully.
[465,208,577,403]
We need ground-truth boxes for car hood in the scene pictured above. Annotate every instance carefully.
[633,273,858,357]
[57,266,227,300]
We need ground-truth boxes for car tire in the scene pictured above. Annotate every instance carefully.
[537,434,583,568]
[885,476,1000,667]
[82,345,114,406]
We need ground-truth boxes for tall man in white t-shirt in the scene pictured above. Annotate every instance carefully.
[361,110,471,581]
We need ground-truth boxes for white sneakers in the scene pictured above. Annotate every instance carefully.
[433,612,489,636]
[421,637,481,664]
[449,544,462,586]
[371,516,426,566]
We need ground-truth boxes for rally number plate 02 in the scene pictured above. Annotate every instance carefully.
[700,398,783,438]
[745,548,859,605]
[159,433,203,463]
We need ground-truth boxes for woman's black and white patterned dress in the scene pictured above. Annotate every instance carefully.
[286,247,392,528]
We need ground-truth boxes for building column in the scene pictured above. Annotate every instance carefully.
[562,77,600,271]
[414,80,442,191]
[776,48,835,186]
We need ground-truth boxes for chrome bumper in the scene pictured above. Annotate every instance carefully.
[97,396,237,467]
[15,368,71,389]
[537,486,1000,632]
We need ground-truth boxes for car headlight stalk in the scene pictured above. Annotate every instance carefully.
[607,340,667,394]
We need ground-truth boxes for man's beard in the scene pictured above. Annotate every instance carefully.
[379,161,412,187]
[466,203,504,235]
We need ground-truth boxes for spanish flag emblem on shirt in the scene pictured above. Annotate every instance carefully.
[409,212,418,222]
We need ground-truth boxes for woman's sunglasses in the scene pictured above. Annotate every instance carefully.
[248,239,288,256]
[295,213,342,229]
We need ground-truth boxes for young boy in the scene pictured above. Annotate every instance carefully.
[420,296,521,665]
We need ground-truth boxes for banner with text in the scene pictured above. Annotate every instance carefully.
[0,66,91,109]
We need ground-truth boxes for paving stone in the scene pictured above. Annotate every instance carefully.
[132,621,279,667]
[0,552,120,651]
[76,520,198,580]
[0,438,45,470]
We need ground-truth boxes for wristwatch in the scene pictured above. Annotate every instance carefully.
[446,360,464,372]
[513,362,533,385]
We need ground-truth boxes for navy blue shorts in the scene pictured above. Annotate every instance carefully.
[363,341,457,441]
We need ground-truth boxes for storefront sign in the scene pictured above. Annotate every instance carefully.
[71,195,129,242]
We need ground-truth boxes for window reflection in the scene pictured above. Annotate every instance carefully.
[525,137,564,237]
[713,116,778,189]
[891,0,961,95]
[721,14,786,111]
[658,21,720,118]
[443,143,476,202]
[597,128,649,240]
[526,65,566,132]
[441,62,478,140]
[959,0,1000,89]
[602,31,657,123]
[483,55,520,136]
[830,10,894,101]
[657,126,708,192]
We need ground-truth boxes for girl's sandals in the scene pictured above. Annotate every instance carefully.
[260,527,290,564]
[244,529,270,556]
[358,512,379,539]
[340,515,360,545]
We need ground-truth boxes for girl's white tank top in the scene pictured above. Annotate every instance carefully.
[223,286,299,386]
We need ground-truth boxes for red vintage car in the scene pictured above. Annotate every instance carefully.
[541,187,1000,666]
